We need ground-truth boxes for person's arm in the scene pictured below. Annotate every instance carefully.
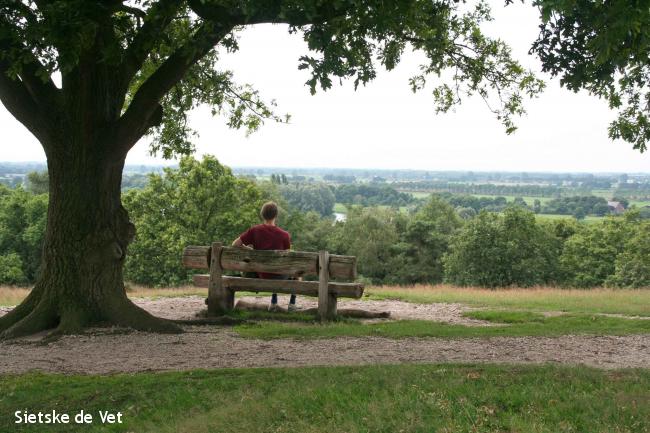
[234,227,255,249]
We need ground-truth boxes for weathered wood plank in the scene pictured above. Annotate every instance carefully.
[192,275,364,298]
[318,250,336,320]
[207,242,233,315]
[183,245,357,279]
[182,245,211,269]
[330,254,357,280]
[220,247,316,277]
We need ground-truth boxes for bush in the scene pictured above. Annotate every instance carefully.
[606,223,650,288]
[443,207,560,287]
[123,156,265,286]
[559,217,630,287]
[0,185,47,283]
[0,253,27,285]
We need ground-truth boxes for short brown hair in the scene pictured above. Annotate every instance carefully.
[260,201,278,221]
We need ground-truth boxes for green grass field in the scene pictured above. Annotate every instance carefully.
[367,285,650,316]
[2,364,648,433]
[3,285,649,315]
[333,203,409,215]
[235,310,650,340]
[2,285,649,432]
[404,192,560,204]
[534,213,604,223]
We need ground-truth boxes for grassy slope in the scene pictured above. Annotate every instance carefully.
[2,365,648,433]
[235,310,650,339]
[367,286,650,316]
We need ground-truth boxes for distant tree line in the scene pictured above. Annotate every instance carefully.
[0,157,648,288]
[437,194,646,220]
[392,181,583,197]
[278,183,336,217]
[334,184,415,207]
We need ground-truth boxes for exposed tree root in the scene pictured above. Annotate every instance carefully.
[0,300,57,340]
[1,291,182,341]
[104,298,183,334]
[0,289,41,334]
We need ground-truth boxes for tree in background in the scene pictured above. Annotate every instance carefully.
[443,207,560,287]
[0,0,542,337]
[123,156,262,286]
[25,171,49,194]
[390,195,461,284]
[607,221,650,288]
[330,206,403,283]
[0,185,47,285]
[559,217,631,287]
[0,253,26,285]
[284,211,334,253]
[279,183,335,217]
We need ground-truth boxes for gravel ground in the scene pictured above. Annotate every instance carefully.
[134,295,493,325]
[0,296,648,374]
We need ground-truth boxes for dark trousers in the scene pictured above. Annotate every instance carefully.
[265,274,296,305]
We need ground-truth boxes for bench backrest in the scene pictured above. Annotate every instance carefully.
[182,245,357,280]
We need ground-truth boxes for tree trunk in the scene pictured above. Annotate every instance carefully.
[0,142,181,339]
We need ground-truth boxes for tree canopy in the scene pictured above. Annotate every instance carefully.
[0,0,545,158]
[531,0,650,151]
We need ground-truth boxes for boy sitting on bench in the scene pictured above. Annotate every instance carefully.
[232,201,296,311]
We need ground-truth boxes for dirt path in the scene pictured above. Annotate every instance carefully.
[0,296,648,374]
[133,295,493,325]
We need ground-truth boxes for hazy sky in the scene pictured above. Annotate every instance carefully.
[1,1,649,173]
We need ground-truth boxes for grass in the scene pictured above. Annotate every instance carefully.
[0,286,30,307]
[534,213,604,223]
[235,310,650,340]
[4,285,649,317]
[0,285,204,306]
[333,202,410,215]
[126,285,205,299]
[1,364,648,433]
[631,199,650,207]
[367,285,650,316]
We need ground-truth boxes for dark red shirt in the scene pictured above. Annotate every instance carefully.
[239,224,291,278]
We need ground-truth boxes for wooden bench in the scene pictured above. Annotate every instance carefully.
[182,242,364,320]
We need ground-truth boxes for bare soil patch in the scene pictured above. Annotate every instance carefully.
[134,294,494,325]
[0,296,648,374]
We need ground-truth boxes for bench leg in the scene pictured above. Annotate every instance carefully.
[207,242,234,316]
[318,251,336,320]
[327,293,337,319]
[208,287,234,316]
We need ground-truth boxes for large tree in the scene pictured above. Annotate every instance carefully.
[0,0,542,338]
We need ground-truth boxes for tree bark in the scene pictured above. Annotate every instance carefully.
[0,140,181,339]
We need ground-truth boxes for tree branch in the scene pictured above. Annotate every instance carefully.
[1,2,60,107]
[113,21,234,153]
[188,0,347,27]
[0,59,51,143]
[121,0,184,90]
